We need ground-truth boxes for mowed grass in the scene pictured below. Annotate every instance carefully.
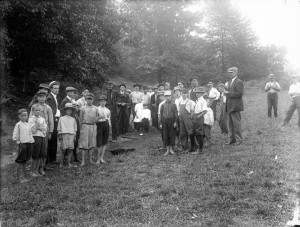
[1,91,299,227]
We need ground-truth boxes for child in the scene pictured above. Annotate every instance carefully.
[191,87,208,154]
[140,103,151,136]
[96,95,111,164]
[204,99,214,147]
[28,105,47,176]
[57,103,77,167]
[79,93,99,166]
[159,90,178,155]
[133,97,144,132]
[12,109,35,183]
[29,90,53,172]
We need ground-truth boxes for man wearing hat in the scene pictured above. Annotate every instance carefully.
[116,84,131,135]
[150,85,159,129]
[224,67,244,145]
[46,81,62,164]
[282,75,300,128]
[76,88,89,110]
[178,81,184,90]
[188,78,199,102]
[158,84,165,92]
[264,73,281,118]
[141,85,151,105]
[60,86,80,162]
[207,82,220,121]
[106,81,118,142]
[164,82,171,91]
[28,83,50,109]
[129,83,143,119]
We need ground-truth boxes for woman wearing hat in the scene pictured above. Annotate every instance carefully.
[265,73,281,118]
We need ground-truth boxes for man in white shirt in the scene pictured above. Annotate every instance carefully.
[265,73,281,118]
[207,82,220,120]
[76,88,89,110]
[282,75,300,128]
[129,83,143,119]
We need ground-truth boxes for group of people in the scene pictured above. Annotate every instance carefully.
[12,66,300,183]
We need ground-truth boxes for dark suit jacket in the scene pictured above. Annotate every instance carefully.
[115,92,131,116]
[46,93,61,117]
[226,77,244,113]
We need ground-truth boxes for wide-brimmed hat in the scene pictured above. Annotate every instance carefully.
[37,90,47,96]
[18,109,28,115]
[194,87,206,93]
[64,103,75,110]
[65,87,77,92]
[39,83,50,90]
[99,95,107,100]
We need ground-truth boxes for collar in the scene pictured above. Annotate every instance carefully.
[231,76,237,82]
[67,96,72,101]
[51,92,57,97]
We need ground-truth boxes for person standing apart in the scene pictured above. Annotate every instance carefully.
[159,90,178,155]
[224,67,244,145]
[282,75,300,128]
[265,73,281,118]
[207,82,220,121]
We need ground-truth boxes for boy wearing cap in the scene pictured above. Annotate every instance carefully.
[159,90,178,155]
[61,87,77,116]
[29,90,54,173]
[13,109,35,183]
[79,93,99,166]
[57,103,77,167]
[28,104,48,177]
[192,87,208,154]
[265,73,281,118]
[204,99,214,147]
[207,82,220,121]
[28,83,50,109]
[178,89,195,152]
[96,95,111,164]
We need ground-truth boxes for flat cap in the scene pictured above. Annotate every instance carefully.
[37,90,47,96]
[64,103,75,109]
[228,67,238,73]
[65,87,77,92]
[181,88,188,93]
[119,83,126,88]
[133,83,141,88]
[18,109,28,115]
[194,87,206,93]
[173,86,180,91]
[39,83,50,90]
[86,93,95,99]
[49,81,60,88]
[99,95,107,100]
[207,82,214,86]
[164,90,172,96]
[152,85,158,90]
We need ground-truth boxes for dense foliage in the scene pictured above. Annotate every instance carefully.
[2,0,287,94]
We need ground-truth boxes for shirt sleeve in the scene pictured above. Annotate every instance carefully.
[57,118,62,134]
[47,106,54,133]
[12,123,20,144]
[215,89,220,100]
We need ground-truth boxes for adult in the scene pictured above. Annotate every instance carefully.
[106,81,118,142]
[178,81,184,90]
[264,73,281,118]
[147,86,154,96]
[129,83,143,119]
[150,85,159,129]
[28,83,50,109]
[217,83,228,134]
[46,81,61,164]
[76,88,89,110]
[164,82,171,91]
[207,82,220,121]
[116,84,131,135]
[188,78,199,102]
[158,84,165,92]
[141,86,151,105]
[60,86,80,162]
[224,67,244,145]
[282,75,300,128]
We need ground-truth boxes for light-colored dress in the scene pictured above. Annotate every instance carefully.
[79,105,98,150]
[58,115,77,150]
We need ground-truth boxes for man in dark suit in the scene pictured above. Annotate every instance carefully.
[46,81,61,163]
[150,85,159,129]
[115,84,131,135]
[106,82,119,142]
[60,86,80,162]
[224,67,244,145]
[188,78,199,102]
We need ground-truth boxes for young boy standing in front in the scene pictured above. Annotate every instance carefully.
[204,99,214,147]
[12,109,35,183]
[28,104,47,176]
[96,95,111,164]
[57,103,77,167]
[159,90,178,155]
[79,93,99,166]
[192,87,208,154]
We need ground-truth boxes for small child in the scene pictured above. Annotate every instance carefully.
[57,103,77,167]
[96,95,111,164]
[28,104,47,176]
[12,109,35,183]
[79,93,99,166]
[140,103,151,136]
[191,87,208,154]
[204,99,214,147]
[133,97,144,132]
[159,90,178,155]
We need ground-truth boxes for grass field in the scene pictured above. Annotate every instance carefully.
[1,91,299,227]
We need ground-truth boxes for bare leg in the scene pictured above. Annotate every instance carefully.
[96,147,101,164]
[81,149,85,166]
[39,158,46,175]
[100,145,106,163]
[17,163,22,182]
[67,149,72,167]
[89,148,95,164]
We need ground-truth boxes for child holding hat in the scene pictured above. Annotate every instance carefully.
[12,109,35,183]
[57,103,77,167]
[96,95,111,164]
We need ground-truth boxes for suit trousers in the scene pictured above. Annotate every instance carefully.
[267,93,278,118]
[228,111,242,142]
[48,119,58,162]
[219,103,228,133]
[211,100,218,120]
[118,107,129,135]
[162,118,176,146]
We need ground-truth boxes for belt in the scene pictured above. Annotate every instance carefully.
[82,123,95,125]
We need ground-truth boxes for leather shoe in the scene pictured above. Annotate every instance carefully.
[225,141,236,145]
